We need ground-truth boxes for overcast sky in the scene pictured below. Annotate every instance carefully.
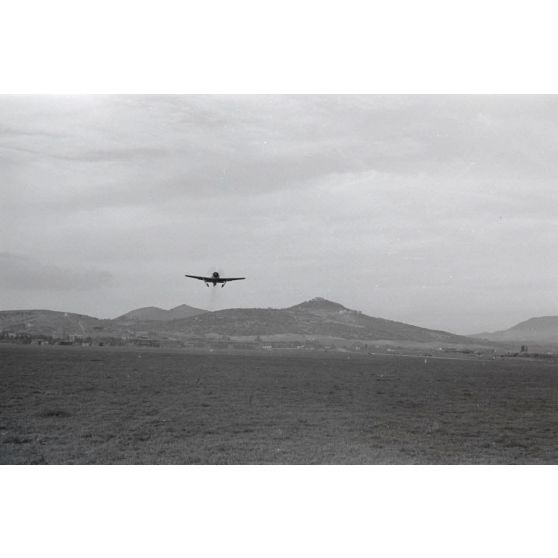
[1,95,557,333]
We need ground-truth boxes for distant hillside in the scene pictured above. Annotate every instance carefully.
[472,316,558,345]
[1,298,485,347]
[148,297,477,345]
[0,310,103,337]
[167,304,208,320]
[115,304,208,322]
[115,306,170,321]
[0,304,207,338]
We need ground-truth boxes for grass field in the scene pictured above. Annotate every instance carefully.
[1,344,557,464]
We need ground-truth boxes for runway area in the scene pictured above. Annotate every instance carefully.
[1,344,557,464]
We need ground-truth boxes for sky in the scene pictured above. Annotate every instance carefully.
[1,95,557,334]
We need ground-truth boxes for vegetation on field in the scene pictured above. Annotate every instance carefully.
[1,345,557,464]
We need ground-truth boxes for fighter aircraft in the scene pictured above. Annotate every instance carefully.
[185,271,245,287]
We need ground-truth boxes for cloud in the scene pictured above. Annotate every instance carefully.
[1,96,557,331]
[3,95,558,213]
[0,145,169,163]
[0,253,112,291]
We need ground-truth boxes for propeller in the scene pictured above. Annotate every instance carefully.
[207,266,225,278]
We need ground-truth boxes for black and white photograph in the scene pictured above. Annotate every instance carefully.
[2,2,558,557]
[2,94,557,465]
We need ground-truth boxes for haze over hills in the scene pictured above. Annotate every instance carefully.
[471,316,558,345]
[1,297,483,347]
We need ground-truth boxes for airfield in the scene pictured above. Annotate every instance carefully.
[1,343,557,464]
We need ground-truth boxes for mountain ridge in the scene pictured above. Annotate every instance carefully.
[1,298,480,346]
[0,297,529,345]
[471,315,558,345]
[115,303,208,322]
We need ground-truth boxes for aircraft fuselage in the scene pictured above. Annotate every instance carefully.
[206,271,225,286]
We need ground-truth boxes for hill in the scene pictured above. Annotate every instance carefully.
[1,298,485,347]
[147,297,477,345]
[472,316,558,345]
[115,306,170,321]
[115,304,207,322]
[0,310,103,337]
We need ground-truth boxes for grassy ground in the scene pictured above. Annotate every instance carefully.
[1,344,557,464]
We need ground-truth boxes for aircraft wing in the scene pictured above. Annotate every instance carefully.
[185,275,209,281]
[221,277,245,281]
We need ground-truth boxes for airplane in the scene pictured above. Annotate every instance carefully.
[185,271,245,288]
